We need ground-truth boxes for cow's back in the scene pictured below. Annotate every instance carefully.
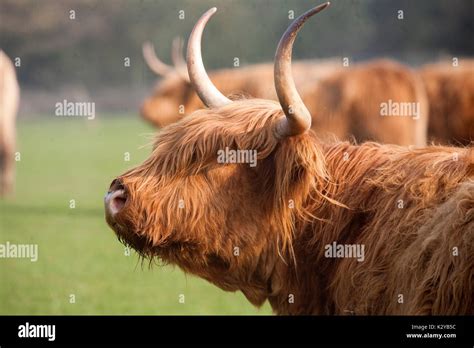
[302,59,429,146]
[317,142,474,314]
[420,59,474,145]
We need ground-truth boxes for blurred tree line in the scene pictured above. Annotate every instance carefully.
[0,0,472,108]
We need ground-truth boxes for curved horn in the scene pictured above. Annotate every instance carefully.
[187,7,231,108]
[274,2,330,137]
[171,37,190,82]
[142,41,174,76]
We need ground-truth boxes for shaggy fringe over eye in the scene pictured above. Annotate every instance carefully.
[119,99,333,262]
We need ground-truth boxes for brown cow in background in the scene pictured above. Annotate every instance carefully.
[141,41,428,146]
[141,42,339,127]
[420,59,474,145]
[105,4,474,315]
[0,50,19,197]
[302,59,429,146]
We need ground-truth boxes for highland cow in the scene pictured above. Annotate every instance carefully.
[0,50,19,196]
[142,38,427,146]
[420,59,474,145]
[105,4,474,315]
[141,43,338,128]
[301,59,428,146]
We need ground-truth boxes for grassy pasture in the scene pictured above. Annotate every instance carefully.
[0,115,272,315]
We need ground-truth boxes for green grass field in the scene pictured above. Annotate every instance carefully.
[0,115,272,315]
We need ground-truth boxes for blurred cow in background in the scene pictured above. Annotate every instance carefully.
[301,59,428,146]
[141,40,428,146]
[141,40,338,128]
[0,50,19,197]
[420,59,474,145]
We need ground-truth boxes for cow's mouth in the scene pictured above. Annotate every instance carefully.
[104,179,152,255]
[108,220,155,258]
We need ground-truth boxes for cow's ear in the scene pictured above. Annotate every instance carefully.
[266,135,326,259]
[273,135,326,205]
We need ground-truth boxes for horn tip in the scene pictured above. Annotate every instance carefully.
[201,7,217,19]
[311,2,330,15]
[317,2,331,11]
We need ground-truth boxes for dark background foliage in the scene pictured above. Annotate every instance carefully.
[1,0,472,112]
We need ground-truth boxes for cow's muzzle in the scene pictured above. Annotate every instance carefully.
[104,179,128,219]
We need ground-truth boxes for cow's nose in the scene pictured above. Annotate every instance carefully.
[105,179,128,217]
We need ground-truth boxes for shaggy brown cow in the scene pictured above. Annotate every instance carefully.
[420,59,474,145]
[105,4,474,315]
[302,59,428,146]
[0,50,19,196]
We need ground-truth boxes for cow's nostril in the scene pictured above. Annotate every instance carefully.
[111,191,127,213]
[106,189,127,216]
[105,179,128,216]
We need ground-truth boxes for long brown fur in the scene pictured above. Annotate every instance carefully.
[107,98,474,315]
